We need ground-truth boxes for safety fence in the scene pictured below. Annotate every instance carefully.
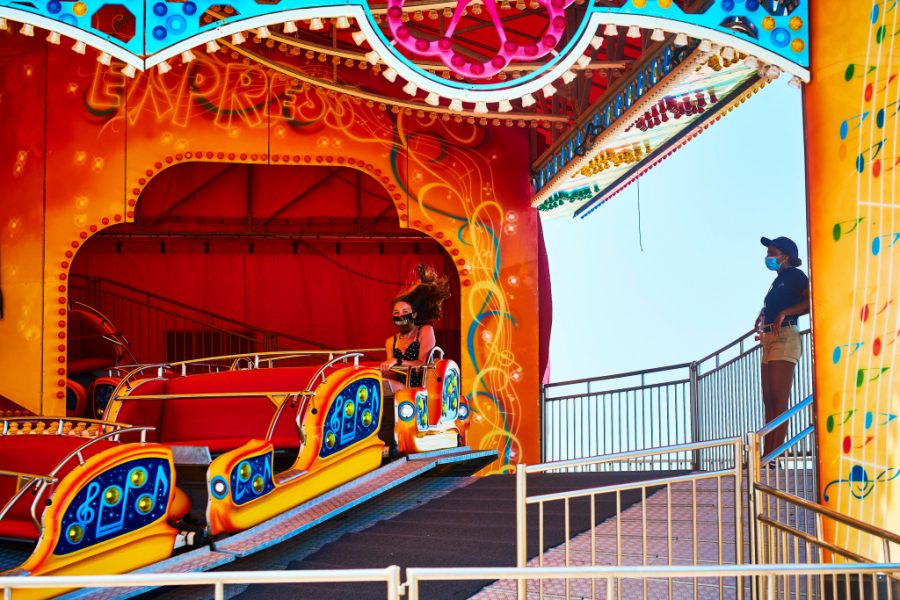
[541,328,813,469]
[4,564,898,599]
[515,437,748,598]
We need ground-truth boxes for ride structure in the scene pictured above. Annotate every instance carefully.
[0,0,897,585]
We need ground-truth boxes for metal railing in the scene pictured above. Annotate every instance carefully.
[541,328,813,469]
[4,564,898,600]
[412,564,900,600]
[516,437,746,599]
[0,568,401,600]
[746,395,900,598]
[69,275,334,363]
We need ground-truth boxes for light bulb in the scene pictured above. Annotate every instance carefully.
[576,54,591,68]
[46,31,61,44]
[97,52,111,65]
[498,99,513,113]
[383,67,398,82]
[603,23,617,36]
[0,18,7,31]
[699,39,712,52]
[206,39,220,53]
[157,60,171,74]
[561,70,576,84]
[309,18,324,30]
[674,33,688,46]
[542,83,557,97]
[231,32,245,45]
[722,46,735,60]
[521,93,536,107]
[402,81,418,96]
[181,49,196,63]
[474,101,488,114]
[626,26,640,38]
[449,99,463,111]
[72,40,86,54]
[590,36,603,49]
[122,64,137,78]
[336,16,351,29]
[283,21,298,34]
[788,76,802,89]
[365,50,379,64]
[425,92,440,106]
[20,23,34,37]
[651,29,665,42]
[352,30,367,45]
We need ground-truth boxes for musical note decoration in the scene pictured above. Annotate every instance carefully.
[55,458,171,555]
[832,341,864,364]
[825,409,897,433]
[872,232,900,255]
[823,465,900,501]
[856,366,890,387]
[833,217,863,241]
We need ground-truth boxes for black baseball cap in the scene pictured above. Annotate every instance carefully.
[761,236,799,262]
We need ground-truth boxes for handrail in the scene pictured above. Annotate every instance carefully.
[306,352,364,390]
[0,567,403,600]
[757,394,814,436]
[525,436,742,474]
[47,426,154,478]
[70,274,334,351]
[543,362,693,391]
[755,483,900,547]
[0,475,55,533]
[526,468,735,505]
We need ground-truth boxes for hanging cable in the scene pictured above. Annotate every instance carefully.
[637,178,644,252]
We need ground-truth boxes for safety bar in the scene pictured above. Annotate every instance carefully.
[47,426,154,478]
[265,392,313,442]
[307,352,365,389]
[0,474,55,533]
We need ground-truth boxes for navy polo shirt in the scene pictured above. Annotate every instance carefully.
[762,267,809,325]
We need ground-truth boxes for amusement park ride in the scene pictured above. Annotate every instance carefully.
[0,0,896,595]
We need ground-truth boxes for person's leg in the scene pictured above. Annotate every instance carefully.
[763,360,796,456]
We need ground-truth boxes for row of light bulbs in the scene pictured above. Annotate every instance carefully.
[0,14,800,106]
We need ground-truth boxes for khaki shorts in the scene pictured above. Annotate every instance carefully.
[761,325,801,365]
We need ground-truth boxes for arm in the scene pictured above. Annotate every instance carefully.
[773,287,810,335]
[380,337,395,373]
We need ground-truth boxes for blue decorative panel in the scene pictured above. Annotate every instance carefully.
[319,377,380,458]
[229,452,275,506]
[441,367,460,422]
[415,391,428,432]
[55,457,171,555]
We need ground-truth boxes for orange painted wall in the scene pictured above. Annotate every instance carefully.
[0,43,542,471]
[807,0,900,558]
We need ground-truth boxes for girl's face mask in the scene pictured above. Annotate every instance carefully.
[393,314,414,329]
[765,256,782,271]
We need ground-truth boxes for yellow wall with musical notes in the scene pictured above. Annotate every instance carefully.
[808,0,900,559]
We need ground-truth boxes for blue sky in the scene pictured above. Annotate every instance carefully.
[543,77,808,382]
